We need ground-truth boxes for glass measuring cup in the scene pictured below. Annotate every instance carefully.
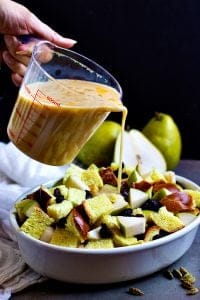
[7,41,124,166]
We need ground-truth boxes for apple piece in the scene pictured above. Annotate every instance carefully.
[128,188,149,209]
[117,216,146,237]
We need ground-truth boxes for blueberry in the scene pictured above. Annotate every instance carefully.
[141,199,162,212]
[118,208,133,216]
[54,188,61,197]
[120,182,129,201]
[153,230,169,240]
[56,195,65,203]
[99,223,113,238]
[85,190,92,199]
[57,217,66,227]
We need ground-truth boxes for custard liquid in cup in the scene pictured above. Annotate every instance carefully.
[7,41,126,166]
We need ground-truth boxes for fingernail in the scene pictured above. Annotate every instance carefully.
[68,39,77,45]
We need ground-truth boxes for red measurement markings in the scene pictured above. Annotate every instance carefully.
[36,89,60,107]
[15,88,44,147]
[15,87,60,148]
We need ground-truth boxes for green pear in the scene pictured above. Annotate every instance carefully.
[77,120,121,167]
[142,112,182,170]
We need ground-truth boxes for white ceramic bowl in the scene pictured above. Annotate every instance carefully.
[10,175,200,284]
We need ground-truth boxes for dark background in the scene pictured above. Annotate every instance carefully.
[1,0,200,159]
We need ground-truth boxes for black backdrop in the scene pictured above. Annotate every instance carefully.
[1,0,200,159]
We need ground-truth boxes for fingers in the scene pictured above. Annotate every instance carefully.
[2,50,27,76]
[11,73,23,87]
[4,35,30,65]
[2,35,32,85]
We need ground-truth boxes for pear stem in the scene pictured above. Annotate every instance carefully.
[155,112,162,121]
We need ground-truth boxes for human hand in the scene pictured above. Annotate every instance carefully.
[0,0,77,86]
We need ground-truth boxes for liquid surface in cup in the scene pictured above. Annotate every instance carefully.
[7,79,126,166]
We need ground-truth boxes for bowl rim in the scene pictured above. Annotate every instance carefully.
[9,174,200,255]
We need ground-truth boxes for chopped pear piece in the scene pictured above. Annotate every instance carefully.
[128,169,143,185]
[110,194,128,215]
[87,226,101,240]
[164,171,176,184]
[20,207,54,239]
[117,216,146,237]
[65,175,89,190]
[47,200,73,221]
[83,194,113,224]
[176,212,197,225]
[63,164,84,183]
[85,239,114,249]
[40,226,54,243]
[128,188,149,209]
[50,227,79,247]
[151,206,184,232]
[152,188,171,200]
[144,168,166,183]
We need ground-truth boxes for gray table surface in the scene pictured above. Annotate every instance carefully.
[12,160,200,300]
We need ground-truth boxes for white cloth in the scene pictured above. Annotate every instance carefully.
[0,142,69,298]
